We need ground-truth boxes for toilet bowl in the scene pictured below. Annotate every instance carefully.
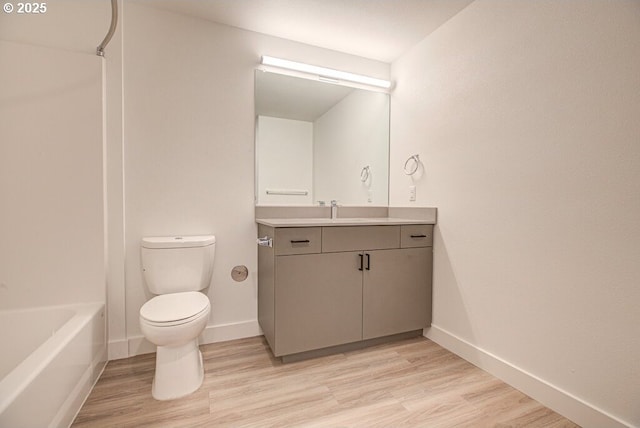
[140,291,211,400]
[139,235,216,401]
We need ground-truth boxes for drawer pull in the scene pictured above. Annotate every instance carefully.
[410,234,427,238]
[290,239,310,244]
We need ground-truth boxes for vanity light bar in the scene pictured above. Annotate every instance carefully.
[261,55,392,89]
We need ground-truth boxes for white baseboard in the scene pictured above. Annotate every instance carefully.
[200,319,262,344]
[424,325,632,428]
[107,339,129,360]
[120,319,262,359]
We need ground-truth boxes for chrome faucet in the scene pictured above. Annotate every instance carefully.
[331,200,338,219]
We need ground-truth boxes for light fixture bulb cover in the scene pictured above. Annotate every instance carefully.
[261,55,391,89]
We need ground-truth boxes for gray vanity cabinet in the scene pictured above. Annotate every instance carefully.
[257,223,433,359]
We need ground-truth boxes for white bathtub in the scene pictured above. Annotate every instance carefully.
[0,303,106,428]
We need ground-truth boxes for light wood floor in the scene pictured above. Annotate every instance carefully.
[73,336,579,427]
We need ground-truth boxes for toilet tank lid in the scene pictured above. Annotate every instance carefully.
[141,235,215,249]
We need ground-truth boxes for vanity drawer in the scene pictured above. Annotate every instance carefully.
[401,225,433,248]
[322,226,400,252]
[275,227,322,255]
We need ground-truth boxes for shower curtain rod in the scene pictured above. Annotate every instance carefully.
[96,0,118,56]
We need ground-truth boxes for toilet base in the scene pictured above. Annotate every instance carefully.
[151,340,204,400]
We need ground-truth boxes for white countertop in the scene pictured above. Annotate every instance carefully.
[256,217,435,227]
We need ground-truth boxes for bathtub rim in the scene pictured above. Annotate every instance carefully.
[0,301,105,415]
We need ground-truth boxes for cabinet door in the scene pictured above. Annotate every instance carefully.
[363,247,432,340]
[275,252,363,356]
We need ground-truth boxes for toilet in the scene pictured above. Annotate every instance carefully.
[139,235,215,400]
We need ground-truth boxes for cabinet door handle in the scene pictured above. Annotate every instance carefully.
[290,239,310,244]
[358,254,363,271]
[410,234,427,238]
[365,253,371,270]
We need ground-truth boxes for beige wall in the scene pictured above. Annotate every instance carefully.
[122,3,389,350]
[314,90,389,206]
[390,1,640,426]
[0,0,127,356]
[0,0,110,53]
[0,0,389,357]
[0,41,105,309]
[5,1,638,425]
[0,1,109,310]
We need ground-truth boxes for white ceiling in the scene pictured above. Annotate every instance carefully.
[134,0,474,63]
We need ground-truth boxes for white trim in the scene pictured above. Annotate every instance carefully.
[121,320,262,359]
[107,339,129,360]
[424,325,632,428]
[200,320,262,344]
[128,335,155,357]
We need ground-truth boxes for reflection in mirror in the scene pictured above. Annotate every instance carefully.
[255,71,389,207]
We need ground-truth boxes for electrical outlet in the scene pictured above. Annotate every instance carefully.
[409,185,416,201]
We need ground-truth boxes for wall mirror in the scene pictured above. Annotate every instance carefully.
[255,70,389,206]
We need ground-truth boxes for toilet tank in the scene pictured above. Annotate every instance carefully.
[141,235,216,295]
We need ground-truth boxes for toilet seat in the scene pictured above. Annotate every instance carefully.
[140,291,210,327]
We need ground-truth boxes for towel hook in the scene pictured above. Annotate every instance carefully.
[360,165,370,182]
[404,154,420,175]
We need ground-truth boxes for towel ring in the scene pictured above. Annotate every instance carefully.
[404,154,420,175]
[360,165,370,182]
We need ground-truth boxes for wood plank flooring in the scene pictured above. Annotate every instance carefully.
[73,336,580,427]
